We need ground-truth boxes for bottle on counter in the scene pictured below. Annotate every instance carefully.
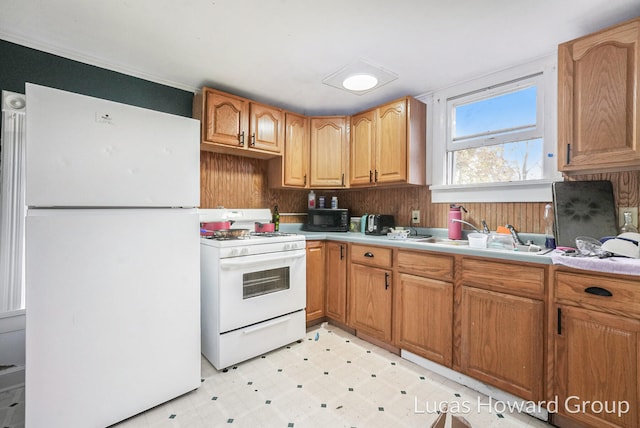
[448,204,466,240]
[331,196,338,209]
[318,196,325,208]
[272,205,280,232]
[543,204,556,249]
[308,190,316,209]
[620,211,638,233]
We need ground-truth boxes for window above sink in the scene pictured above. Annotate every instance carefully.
[427,54,562,203]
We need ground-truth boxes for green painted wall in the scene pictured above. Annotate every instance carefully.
[0,39,193,117]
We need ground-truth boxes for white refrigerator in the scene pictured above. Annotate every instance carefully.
[24,83,201,428]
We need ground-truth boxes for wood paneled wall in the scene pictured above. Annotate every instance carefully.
[200,152,640,234]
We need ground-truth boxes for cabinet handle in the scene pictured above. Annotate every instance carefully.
[584,286,613,297]
[364,252,374,258]
[340,245,344,260]
[341,173,345,187]
[374,169,379,182]
[239,131,245,146]
[566,143,571,164]
[251,133,256,147]
[557,307,562,335]
[369,170,373,183]
[384,272,390,290]
[303,174,307,186]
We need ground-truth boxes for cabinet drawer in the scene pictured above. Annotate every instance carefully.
[350,244,392,268]
[555,270,640,319]
[397,250,454,281]
[461,258,545,296]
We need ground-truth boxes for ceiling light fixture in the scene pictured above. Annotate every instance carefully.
[323,58,398,95]
[342,74,378,91]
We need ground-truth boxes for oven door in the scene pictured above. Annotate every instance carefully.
[218,248,306,333]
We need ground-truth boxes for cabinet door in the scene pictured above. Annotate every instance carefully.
[555,305,640,428]
[305,241,325,323]
[349,263,392,342]
[249,102,283,153]
[460,286,544,401]
[283,112,309,187]
[325,242,347,323]
[203,90,248,147]
[375,99,407,184]
[395,273,452,367]
[349,110,375,186]
[309,117,348,188]
[558,18,640,172]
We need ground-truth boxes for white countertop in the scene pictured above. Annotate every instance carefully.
[280,224,554,265]
[281,224,640,275]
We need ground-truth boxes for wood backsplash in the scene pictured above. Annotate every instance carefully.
[201,151,640,234]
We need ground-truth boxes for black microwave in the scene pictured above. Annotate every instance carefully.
[305,208,349,232]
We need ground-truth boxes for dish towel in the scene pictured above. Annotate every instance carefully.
[550,252,640,276]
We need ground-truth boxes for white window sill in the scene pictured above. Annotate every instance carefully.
[429,180,555,203]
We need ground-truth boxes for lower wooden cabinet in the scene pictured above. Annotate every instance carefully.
[459,286,544,401]
[394,250,454,367]
[305,240,325,323]
[348,244,393,342]
[395,273,453,366]
[325,241,347,323]
[553,268,640,428]
[458,258,546,402]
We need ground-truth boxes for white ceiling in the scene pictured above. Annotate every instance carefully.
[1,0,639,115]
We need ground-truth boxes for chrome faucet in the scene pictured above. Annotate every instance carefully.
[450,218,484,233]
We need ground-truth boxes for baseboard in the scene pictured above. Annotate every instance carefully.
[402,349,549,423]
[0,365,25,393]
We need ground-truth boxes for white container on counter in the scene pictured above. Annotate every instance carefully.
[468,232,488,248]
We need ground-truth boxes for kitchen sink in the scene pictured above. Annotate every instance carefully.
[412,237,469,246]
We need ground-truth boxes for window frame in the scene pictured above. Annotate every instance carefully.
[426,54,561,203]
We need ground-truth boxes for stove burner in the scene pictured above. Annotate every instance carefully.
[202,231,297,240]
[250,232,297,238]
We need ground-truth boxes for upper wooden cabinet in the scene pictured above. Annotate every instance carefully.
[193,87,283,159]
[268,112,309,188]
[309,116,349,188]
[558,17,640,173]
[350,97,426,186]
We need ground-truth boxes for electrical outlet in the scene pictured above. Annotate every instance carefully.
[411,210,420,224]
[618,207,638,228]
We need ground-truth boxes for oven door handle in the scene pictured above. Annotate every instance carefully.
[219,250,306,268]
[243,315,292,334]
